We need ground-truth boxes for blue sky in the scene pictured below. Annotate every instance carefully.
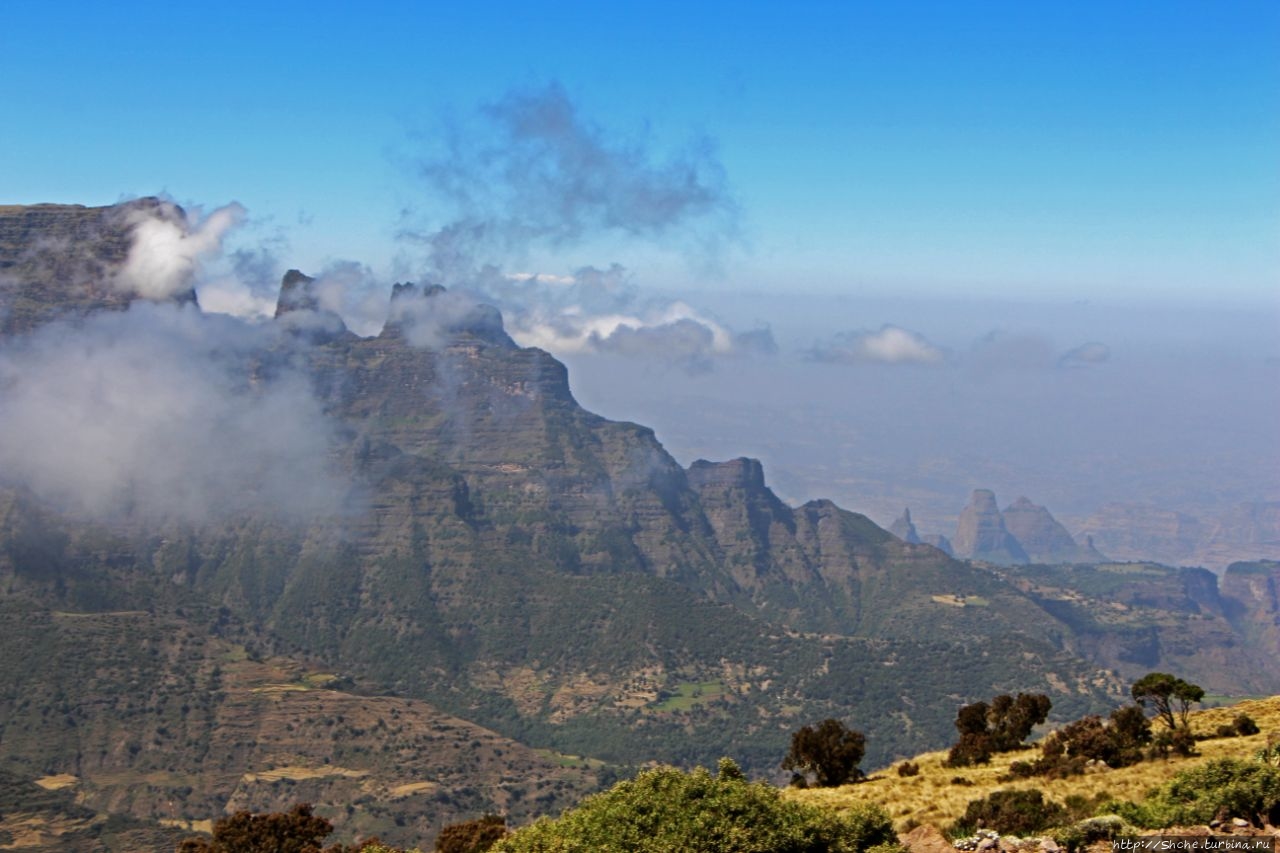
[4,0,1277,304]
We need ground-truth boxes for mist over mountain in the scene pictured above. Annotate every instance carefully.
[558,289,1280,570]
[1,198,1278,851]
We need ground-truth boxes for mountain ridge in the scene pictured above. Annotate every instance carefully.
[1,200,1276,850]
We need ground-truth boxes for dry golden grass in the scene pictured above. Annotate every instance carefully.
[388,781,441,798]
[785,696,1280,831]
[159,817,215,834]
[240,765,369,783]
[32,773,78,790]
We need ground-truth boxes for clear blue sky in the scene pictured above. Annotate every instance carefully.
[3,0,1277,304]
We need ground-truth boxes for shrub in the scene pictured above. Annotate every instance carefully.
[1233,714,1261,737]
[1115,758,1280,828]
[1049,815,1136,853]
[177,803,334,852]
[176,803,407,853]
[492,760,895,853]
[1026,706,1152,778]
[782,719,867,787]
[897,761,920,777]
[1147,726,1197,760]
[947,733,994,767]
[435,815,506,853]
[950,789,1067,837]
[946,694,1051,767]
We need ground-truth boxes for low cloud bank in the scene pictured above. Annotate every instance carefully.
[0,302,347,526]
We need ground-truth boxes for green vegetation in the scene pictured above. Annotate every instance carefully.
[177,802,404,852]
[1009,705,1152,778]
[435,815,506,853]
[950,789,1066,837]
[491,759,896,853]
[946,693,1052,767]
[650,679,728,711]
[1131,672,1205,730]
[784,719,868,788]
[787,695,1280,833]
[1114,758,1280,828]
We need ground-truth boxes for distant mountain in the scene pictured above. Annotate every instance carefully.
[888,508,922,544]
[2,200,1277,851]
[900,491,1105,566]
[1002,496,1106,564]
[951,489,1029,565]
[1078,502,1280,571]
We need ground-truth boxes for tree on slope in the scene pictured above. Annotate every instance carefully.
[782,718,867,787]
[1131,672,1204,730]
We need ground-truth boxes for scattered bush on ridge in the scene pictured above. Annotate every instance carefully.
[946,693,1052,767]
[492,758,896,853]
[948,789,1066,838]
[1114,758,1280,828]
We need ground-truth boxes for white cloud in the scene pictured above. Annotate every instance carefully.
[114,201,246,300]
[809,324,946,365]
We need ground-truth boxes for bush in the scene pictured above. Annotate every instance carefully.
[947,733,995,767]
[1025,706,1152,778]
[176,803,408,853]
[436,815,506,853]
[1233,714,1261,737]
[782,719,867,787]
[1049,815,1136,853]
[946,694,1051,767]
[897,761,920,777]
[1147,726,1197,760]
[1115,758,1280,828]
[491,760,896,853]
[950,789,1067,837]
[178,803,334,852]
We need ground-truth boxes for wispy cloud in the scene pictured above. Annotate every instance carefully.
[808,324,946,365]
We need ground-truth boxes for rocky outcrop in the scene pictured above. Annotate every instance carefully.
[1002,497,1104,564]
[952,489,1028,565]
[889,508,922,544]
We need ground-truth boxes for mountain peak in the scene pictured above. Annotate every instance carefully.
[1002,496,1104,564]
[380,280,514,348]
[953,489,1028,565]
[888,507,922,544]
[686,457,767,492]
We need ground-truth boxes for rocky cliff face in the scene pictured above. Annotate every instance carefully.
[952,489,1028,565]
[0,199,196,337]
[1221,560,1280,672]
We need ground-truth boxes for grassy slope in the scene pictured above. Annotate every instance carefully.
[785,696,1280,832]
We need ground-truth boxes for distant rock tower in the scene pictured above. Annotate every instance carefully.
[888,508,922,544]
[953,489,1028,565]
